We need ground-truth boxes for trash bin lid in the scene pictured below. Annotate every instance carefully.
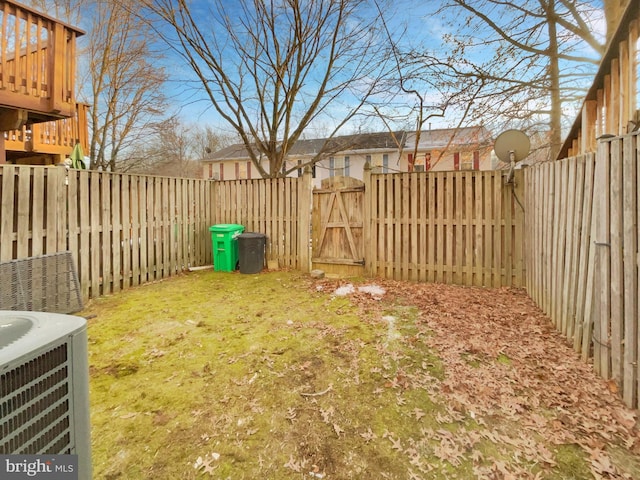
[238,232,266,239]
[209,224,245,232]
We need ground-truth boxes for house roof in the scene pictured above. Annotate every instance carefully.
[407,126,493,150]
[205,126,492,162]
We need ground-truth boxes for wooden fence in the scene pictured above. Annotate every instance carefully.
[211,176,310,271]
[214,168,526,287]
[525,153,597,353]
[1,165,525,302]
[366,168,525,287]
[0,166,213,299]
[525,132,640,409]
[7,158,640,410]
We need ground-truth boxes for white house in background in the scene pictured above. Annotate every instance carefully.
[202,126,495,187]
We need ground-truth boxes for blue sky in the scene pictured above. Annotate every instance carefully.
[150,0,607,139]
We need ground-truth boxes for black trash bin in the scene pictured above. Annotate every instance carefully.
[237,233,266,274]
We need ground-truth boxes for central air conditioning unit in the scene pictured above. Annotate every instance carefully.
[0,311,92,479]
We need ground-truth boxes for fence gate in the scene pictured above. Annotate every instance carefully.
[311,176,365,276]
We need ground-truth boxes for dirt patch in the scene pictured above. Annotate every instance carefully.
[85,271,640,479]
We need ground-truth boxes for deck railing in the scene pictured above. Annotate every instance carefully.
[560,5,639,158]
[4,102,89,155]
[0,0,83,120]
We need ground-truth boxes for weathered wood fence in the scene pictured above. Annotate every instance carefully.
[0,166,213,299]
[525,132,640,409]
[3,150,640,410]
[0,165,524,301]
[0,166,312,299]
[211,176,311,271]
[366,169,525,287]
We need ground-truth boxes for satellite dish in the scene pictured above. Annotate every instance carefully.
[494,129,530,163]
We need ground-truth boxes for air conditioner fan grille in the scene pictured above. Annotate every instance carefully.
[0,343,74,455]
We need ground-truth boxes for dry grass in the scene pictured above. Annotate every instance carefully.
[84,270,640,479]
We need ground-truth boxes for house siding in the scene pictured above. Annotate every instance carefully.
[202,127,495,185]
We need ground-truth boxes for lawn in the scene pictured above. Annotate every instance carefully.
[84,270,640,479]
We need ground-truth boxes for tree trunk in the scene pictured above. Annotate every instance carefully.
[547,1,562,161]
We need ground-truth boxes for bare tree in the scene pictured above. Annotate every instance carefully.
[120,118,235,177]
[370,2,492,170]
[190,125,237,162]
[426,0,605,160]
[26,0,83,24]
[85,0,169,171]
[25,0,171,171]
[141,0,392,178]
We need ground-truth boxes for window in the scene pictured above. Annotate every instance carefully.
[365,154,371,167]
[460,152,473,170]
[330,156,347,177]
[234,162,251,179]
[208,164,220,180]
[456,151,479,171]
[297,160,303,177]
[281,161,287,176]
[382,154,389,173]
[219,163,224,181]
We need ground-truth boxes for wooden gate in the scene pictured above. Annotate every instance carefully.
[312,176,365,276]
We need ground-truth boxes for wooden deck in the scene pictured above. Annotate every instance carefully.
[0,1,84,130]
[3,102,88,163]
[559,3,638,158]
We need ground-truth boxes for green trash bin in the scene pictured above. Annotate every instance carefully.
[209,224,245,271]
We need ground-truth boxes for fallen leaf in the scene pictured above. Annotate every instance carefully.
[412,408,426,421]
[320,406,334,423]
[389,436,402,451]
[613,408,637,430]
[471,450,483,462]
[359,427,377,443]
[283,454,301,472]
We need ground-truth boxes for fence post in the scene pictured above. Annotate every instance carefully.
[592,139,612,378]
[298,167,313,273]
[363,161,371,277]
[513,168,525,287]
[208,179,218,265]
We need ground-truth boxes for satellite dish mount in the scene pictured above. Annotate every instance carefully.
[494,129,530,184]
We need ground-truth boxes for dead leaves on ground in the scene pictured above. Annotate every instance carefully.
[193,278,639,478]
[301,278,640,479]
